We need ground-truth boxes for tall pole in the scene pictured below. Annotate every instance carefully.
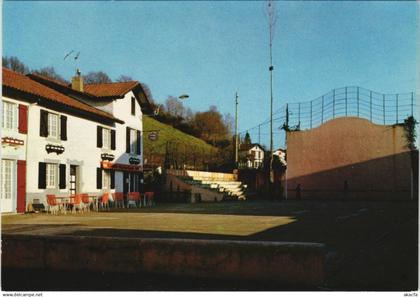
[258,124,261,144]
[267,0,276,186]
[235,92,239,166]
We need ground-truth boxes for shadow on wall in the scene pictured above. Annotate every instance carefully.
[285,117,417,201]
[286,151,417,200]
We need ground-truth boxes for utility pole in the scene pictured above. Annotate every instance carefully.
[235,92,239,166]
[267,0,277,186]
[258,124,261,144]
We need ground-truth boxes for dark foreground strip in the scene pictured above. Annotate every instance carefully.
[2,234,325,290]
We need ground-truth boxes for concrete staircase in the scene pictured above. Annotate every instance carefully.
[165,169,249,202]
[177,175,248,201]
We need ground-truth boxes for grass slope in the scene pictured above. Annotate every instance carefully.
[143,115,216,158]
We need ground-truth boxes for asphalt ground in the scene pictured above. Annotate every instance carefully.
[1,200,418,291]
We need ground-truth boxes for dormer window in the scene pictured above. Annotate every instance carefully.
[131,97,136,116]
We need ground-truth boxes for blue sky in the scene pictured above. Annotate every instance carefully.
[3,1,419,148]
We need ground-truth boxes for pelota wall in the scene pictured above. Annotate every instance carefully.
[286,117,414,200]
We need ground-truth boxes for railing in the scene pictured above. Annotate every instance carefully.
[239,86,418,149]
[285,86,418,130]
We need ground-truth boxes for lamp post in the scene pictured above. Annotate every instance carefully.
[164,94,189,169]
[179,94,189,100]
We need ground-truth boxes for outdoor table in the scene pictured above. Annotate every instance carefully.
[55,195,72,214]
[86,195,99,211]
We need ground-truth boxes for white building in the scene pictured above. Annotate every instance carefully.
[1,68,153,213]
[273,148,287,166]
[238,143,265,169]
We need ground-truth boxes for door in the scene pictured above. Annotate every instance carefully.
[16,160,26,213]
[1,159,15,212]
[69,165,78,195]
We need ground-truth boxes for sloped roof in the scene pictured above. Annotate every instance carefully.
[84,81,139,98]
[27,73,98,100]
[3,68,123,123]
[239,143,265,151]
[28,71,153,114]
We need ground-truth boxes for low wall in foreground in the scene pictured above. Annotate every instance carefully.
[2,234,325,287]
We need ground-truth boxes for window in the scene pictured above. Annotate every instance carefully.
[103,128,111,149]
[1,159,15,200]
[2,101,18,130]
[48,113,59,139]
[130,129,137,154]
[102,170,110,189]
[46,163,58,188]
[131,97,136,116]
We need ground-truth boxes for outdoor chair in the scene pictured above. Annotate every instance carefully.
[81,193,91,212]
[100,193,110,210]
[46,194,60,215]
[69,194,83,213]
[113,192,124,208]
[144,192,155,207]
[127,192,140,208]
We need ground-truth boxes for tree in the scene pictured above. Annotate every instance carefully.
[83,71,112,84]
[244,132,252,145]
[32,66,68,84]
[193,106,229,145]
[165,96,185,118]
[185,107,194,122]
[116,75,133,82]
[140,83,154,104]
[223,113,234,137]
[3,56,29,74]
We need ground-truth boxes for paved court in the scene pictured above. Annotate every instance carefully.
[2,200,418,290]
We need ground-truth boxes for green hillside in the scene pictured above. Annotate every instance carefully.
[143,115,216,167]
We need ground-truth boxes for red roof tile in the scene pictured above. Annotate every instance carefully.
[27,73,98,100]
[2,68,122,123]
[84,81,139,98]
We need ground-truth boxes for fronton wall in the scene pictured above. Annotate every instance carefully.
[286,117,414,200]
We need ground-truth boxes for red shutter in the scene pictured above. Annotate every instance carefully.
[17,160,26,213]
[18,105,28,134]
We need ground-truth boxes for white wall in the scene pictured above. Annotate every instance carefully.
[112,91,143,165]
[1,97,28,161]
[1,97,29,212]
[11,88,145,207]
[25,104,115,204]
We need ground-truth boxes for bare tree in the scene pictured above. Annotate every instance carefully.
[185,107,194,122]
[3,56,30,74]
[223,113,234,136]
[84,71,112,84]
[32,66,69,84]
[140,82,154,104]
[116,75,133,82]
[165,96,185,118]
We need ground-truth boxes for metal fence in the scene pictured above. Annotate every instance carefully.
[239,86,419,149]
[285,86,418,130]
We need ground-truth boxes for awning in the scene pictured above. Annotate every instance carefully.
[101,161,142,172]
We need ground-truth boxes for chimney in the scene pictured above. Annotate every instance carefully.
[71,68,84,92]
